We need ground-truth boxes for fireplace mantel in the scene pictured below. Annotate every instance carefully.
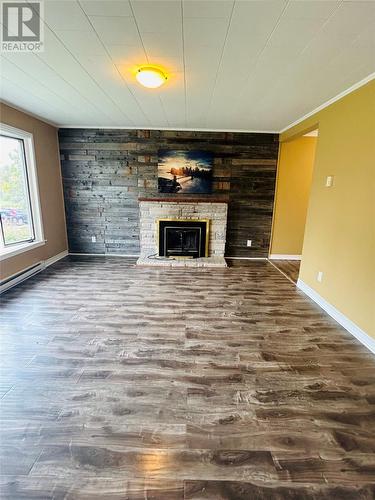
[138,196,229,203]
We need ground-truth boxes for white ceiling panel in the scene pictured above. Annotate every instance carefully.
[184,17,231,48]
[131,0,181,33]
[38,30,130,124]
[1,52,110,123]
[0,0,373,131]
[0,74,76,124]
[228,1,287,36]
[54,30,107,56]
[42,0,89,30]
[0,59,74,123]
[141,32,183,62]
[88,16,140,45]
[80,0,133,17]
[1,57,80,116]
[183,0,234,19]
[266,17,326,51]
[284,0,339,20]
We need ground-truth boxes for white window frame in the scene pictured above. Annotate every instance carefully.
[0,123,45,260]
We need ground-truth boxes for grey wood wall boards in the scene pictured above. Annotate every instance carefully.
[58,129,279,257]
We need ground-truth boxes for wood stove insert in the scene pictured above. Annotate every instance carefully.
[157,219,209,258]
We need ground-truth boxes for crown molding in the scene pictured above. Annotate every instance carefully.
[280,72,375,134]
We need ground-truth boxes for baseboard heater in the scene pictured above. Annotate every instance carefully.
[0,261,44,294]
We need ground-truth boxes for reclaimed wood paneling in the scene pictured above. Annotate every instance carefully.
[59,129,279,257]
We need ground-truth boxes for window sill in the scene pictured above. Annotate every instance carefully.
[0,240,45,261]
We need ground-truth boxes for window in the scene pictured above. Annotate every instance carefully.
[0,124,44,259]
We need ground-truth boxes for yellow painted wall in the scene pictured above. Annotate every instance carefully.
[281,81,375,338]
[271,136,316,256]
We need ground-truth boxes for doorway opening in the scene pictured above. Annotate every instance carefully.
[269,129,318,283]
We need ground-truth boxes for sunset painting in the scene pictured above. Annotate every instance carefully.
[158,150,213,194]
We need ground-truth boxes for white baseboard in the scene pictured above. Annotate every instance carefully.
[297,279,375,354]
[44,250,69,267]
[0,249,68,293]
[269,254,302,260]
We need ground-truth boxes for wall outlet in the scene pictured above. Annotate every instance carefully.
[91,235,97,243]
[325,175,334,187]
[247,240,252,247]
[317,271,323,282]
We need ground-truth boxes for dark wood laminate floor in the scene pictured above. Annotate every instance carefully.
[269,260,301,284]
[1,256,374,499]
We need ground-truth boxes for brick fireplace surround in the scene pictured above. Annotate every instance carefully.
[136,198,228,267]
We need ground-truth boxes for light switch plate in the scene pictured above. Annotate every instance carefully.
[247,240,252,247]
[325,175,334,187]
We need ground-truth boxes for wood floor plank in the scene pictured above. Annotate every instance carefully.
[184,480,375,499]
[269,260,301,283]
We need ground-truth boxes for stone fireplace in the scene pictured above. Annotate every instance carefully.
[137,198,228,267]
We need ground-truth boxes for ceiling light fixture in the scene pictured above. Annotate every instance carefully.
[136,66,167,88]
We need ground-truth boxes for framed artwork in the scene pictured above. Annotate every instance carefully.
[158,149,213,194]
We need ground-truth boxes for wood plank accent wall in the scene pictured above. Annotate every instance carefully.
[59,129,279,257]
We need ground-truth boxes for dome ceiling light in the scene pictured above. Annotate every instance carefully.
[136,66,168,89]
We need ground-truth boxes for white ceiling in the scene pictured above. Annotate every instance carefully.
[1,0,374,132]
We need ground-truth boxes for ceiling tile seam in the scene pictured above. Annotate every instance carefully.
[181,0,187,127]
[23,2,119,124]
[1,54,94,120]
[83,15,133,19]
[231,0,291,116]
[204,0,235,128]
[0,16,105,123]
[128,0,148,64]
[298,0,344,59]
[78,0,152,127]
[157,97,171,129]
[128,0,170,128]
[309,30,367,90]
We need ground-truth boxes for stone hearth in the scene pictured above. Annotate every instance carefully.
[137,198,228,267]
